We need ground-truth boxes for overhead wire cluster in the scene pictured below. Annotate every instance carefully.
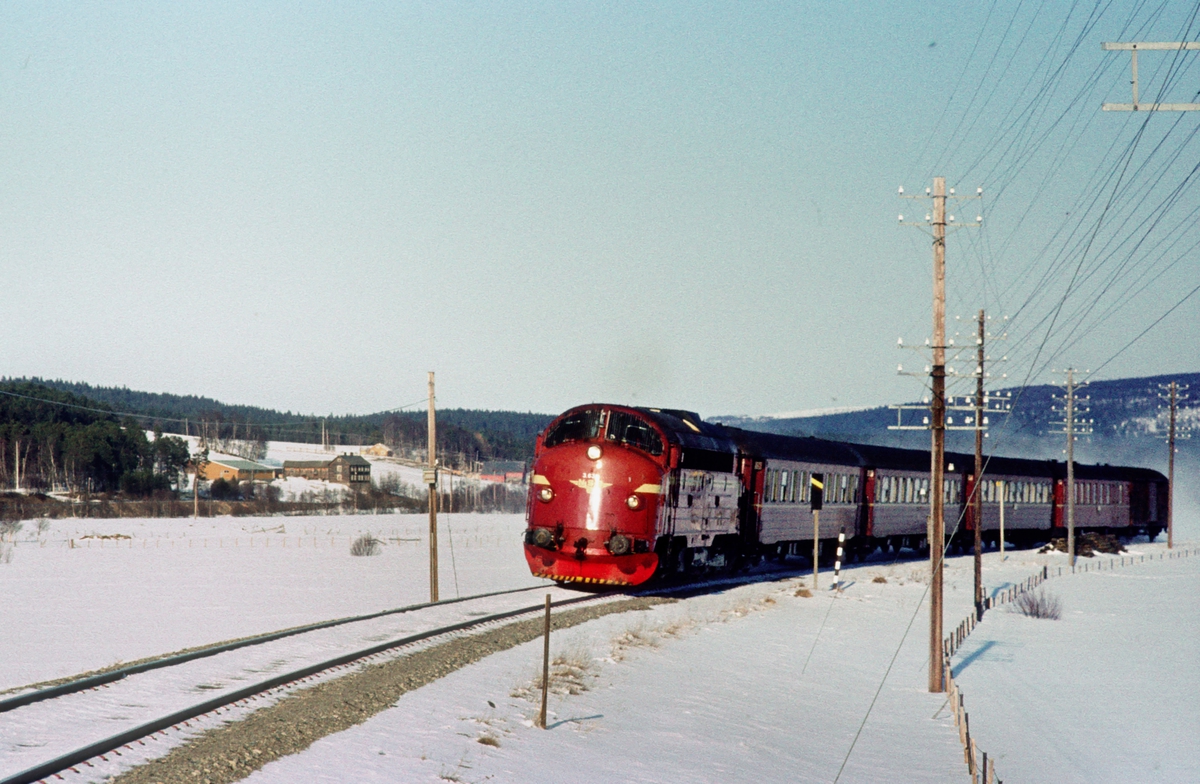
[901,0,1200,443]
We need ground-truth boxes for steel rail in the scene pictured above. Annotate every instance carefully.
[0,584,544,715]
[0,592,614,784]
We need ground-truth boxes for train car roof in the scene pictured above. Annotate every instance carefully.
[562,404,1166,482]
[634,407,740,454]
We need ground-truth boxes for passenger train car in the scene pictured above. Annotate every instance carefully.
[523,404,1168,586]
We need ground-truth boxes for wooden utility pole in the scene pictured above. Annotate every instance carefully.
[1054,368,1090,568]
[1065,369,1077,568]
[928,176,947,693]
[1168,381,1176,549]
[973,309,985,619]
[898,177,980,693]
[1158,381,1190,548]
[427,372,439,603]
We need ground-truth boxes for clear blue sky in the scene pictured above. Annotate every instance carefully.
[2,2,1197,417]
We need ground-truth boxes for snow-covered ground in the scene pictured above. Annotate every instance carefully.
[953,549,1199,784]
[2,510,1194,783]
[0,513,537,691]
[240,571,971,784]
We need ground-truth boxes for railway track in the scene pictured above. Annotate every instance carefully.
[0,585,611,784]
[0,555,919,784]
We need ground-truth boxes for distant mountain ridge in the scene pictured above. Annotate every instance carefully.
[714,372,1200,470]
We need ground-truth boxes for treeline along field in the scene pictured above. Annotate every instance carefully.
[10,378,552,466]
[0,381,190,496]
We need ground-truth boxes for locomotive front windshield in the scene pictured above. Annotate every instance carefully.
[605,410,664,456]
[543,408,603,447]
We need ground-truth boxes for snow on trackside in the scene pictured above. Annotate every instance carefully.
[0,514,538,691]
[242,576,969,784]
[952,550,1200,784]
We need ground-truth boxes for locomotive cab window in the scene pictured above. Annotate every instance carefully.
[544,409,604,447]
[605,410,665,456]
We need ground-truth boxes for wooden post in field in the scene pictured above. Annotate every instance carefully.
[427,372,439,603]
[539,594,551,729]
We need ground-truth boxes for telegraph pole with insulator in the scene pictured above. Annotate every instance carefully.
[1052,369,1091,567]
[972,309,985,620]
[1157,381,1190,549]
[898,178,981,693]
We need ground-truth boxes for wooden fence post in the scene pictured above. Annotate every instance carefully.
[539,594,551,729]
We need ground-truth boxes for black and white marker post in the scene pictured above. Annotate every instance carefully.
[831,529,845,591]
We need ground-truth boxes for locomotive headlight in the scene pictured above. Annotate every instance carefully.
[586,445,602,460]
[538,487,554,503]
[531,527,555,548]
[607,533,632,556]
[625,494,641,510]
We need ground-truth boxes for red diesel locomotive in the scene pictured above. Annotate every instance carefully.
[523,404,1169,587]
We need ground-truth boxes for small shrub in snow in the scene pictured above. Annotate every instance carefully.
[1014,588,1062,620]
[872,575,888,584]
[476,734,500,747]
[350,534,382,557]
[795,588,813,598]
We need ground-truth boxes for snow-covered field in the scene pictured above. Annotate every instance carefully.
[1,511,1195,783]
[953,550,1199,784]
[0,513,537,691]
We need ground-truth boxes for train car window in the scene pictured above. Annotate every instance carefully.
[780,469,789,502]
[850,476,859,503]
[605,410,665,456]
[544,409,603,447]
[801,471,810,503]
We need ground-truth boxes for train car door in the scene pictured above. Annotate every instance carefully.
[858,468,874,539]
[1052,479,1065,529]
[738,457,763,556]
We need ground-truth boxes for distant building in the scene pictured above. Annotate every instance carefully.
[329,454,371,489]
[362,443,394,457]
[480,459,526,483]
[282,460,332,480]
[201,458,279,482]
